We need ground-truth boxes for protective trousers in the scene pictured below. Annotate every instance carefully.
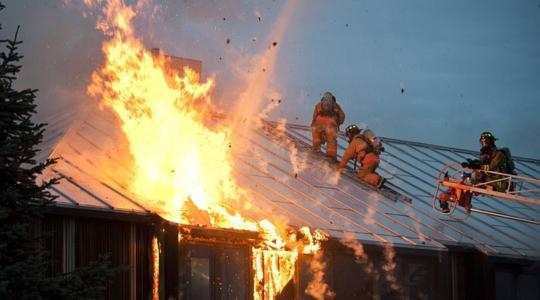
[484,175,511,192]
[358,153,383,187]
[311,116,338,159]
[479,165,511,192]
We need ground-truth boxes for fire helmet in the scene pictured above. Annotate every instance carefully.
[479,131,497,147]
[345,124,361,142]
[322,91,335,102]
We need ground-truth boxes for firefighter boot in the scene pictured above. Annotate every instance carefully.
[439,201,450,214]
[376,177,386,189]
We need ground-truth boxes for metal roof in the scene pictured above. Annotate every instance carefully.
[42,109,540,259]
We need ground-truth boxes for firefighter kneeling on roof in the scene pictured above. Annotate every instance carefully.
[336,124,386,189]
[311,91,345,160]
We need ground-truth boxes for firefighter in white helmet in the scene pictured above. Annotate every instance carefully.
[311,91,345,160]
[337,124,385,189]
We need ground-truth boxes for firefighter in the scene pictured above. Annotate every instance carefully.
[336,124,385,189]
[440,131,514,213]
[477,131,514,192]
[311,91,345,160]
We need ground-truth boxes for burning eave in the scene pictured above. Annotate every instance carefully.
[179,224,262,246]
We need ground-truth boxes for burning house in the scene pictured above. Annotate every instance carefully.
[34,1,539,299]
[40,101,540,300]
[37,47,540,298]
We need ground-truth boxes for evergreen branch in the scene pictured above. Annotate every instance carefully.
[0,26,22,84]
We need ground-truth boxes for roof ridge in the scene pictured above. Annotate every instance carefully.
[266,121,540,164]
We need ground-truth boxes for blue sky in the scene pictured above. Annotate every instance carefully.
[3,0,540,158]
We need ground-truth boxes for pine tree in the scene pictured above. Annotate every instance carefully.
[0,3,121,299]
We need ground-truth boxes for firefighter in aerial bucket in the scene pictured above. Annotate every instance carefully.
[336,124,386,189]
[311,91,345,160]
[463,131,516,192]
[439,131,516,213]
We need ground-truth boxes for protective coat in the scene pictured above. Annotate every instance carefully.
[311,101,345,159]
[338,134,383,187]
[479,147,510,192]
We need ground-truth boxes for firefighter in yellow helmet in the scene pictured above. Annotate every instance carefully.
[337,124,385,189]
[311,91,345,160]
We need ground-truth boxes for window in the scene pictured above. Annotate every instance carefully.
[191,257,211,300]
[180,243,250,300]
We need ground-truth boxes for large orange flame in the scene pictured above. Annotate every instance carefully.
[85,1,331,299]
[87,0,255,229]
